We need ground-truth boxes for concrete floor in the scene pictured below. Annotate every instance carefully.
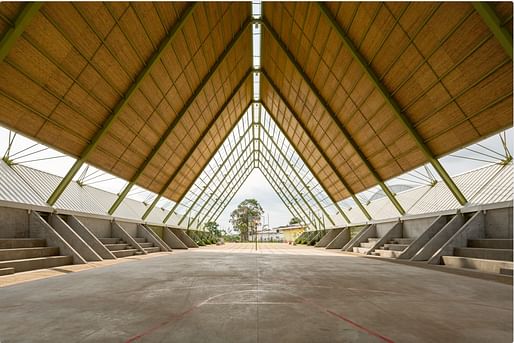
[0,243,511,342]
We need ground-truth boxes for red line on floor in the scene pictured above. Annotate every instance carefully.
[124,306,197,343]
[325,309,395,343]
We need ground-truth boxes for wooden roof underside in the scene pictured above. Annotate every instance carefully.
[0,2,511,203]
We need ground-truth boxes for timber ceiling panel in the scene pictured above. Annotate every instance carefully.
[0,2,251,199]
[162,75,253,201]
[261,77,350,201]
[263,2,512,200]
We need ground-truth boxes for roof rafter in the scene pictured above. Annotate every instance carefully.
[259,103,350,224]
[317,2,468,206]
[187,137,255,226]
[0,2,42,63]
[473,2,513,59]
[261,71,372,221]
[141,66,253,220]
[261,17,406,216]
[47,3,198,206]
[259,123,336,226]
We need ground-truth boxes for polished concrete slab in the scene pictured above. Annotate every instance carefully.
[0,243,511,342]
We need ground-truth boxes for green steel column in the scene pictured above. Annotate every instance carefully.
[259,161,315,228]
[0,2,42,62]
[259,102,352,224]
[47,3,198,206]
[109,21,251,215]
[259,124,336,226]
[162,106,254,225]
[317,3,468,206]
[187,140,255,226]
[177,137,253,225]
[258,140,324,227]
[258,152,319,228]
[203,155,256,224]
[262,18,406,215]
[473,2,513,59]
[261,72,372,220]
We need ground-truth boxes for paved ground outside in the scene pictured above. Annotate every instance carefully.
[0,243,511,342]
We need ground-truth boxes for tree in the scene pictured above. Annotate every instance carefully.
[289,217,302,225]
[230,199,264,241]
[204,221,221,237]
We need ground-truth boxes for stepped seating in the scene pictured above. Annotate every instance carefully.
[442,238,513,275]
[99,237,160,258]
[0,238,73,274]
[99,237,140,258]
[372,238,416,258]
[352,238,379,254]
[133,237,160,254]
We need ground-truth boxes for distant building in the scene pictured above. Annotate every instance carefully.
[248,225,282,242]
[274,224,306,243]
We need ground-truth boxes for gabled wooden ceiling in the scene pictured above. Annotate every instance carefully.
[0,2,511,205]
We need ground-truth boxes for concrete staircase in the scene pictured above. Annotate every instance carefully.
[372,238,416,258]
[0,238,73,274]
[134,237,160,254]
[442,238,513,275]
[99,238,140,258]
[352,238,379,254]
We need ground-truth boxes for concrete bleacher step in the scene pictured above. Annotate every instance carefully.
[352,247,370,254]
[367,238,380,243]
[373,249,402,258]
[144,247,160,253]
[468,239,512,249]
[112,249,138,258]
[500,268,513,276]
[104,243,129,251]
[0,267,14,276]
[98,238,121,244]
[383,244,409,251]
[0,239,46,249]
[0,256,73,273]
[454,247,513,261]
[0,247,59,261]
[389,238,415,245]
[139,242,153,248]
[360,242,375,248]
[442,256,513,275]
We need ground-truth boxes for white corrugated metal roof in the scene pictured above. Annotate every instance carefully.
[0,160,48,207]
[12,164,106,215]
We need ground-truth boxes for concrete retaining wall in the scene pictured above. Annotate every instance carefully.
[75,216,111,238]
[66,215,115,259]
[29,212,86,264]
[49,214,102,262]
[0,206,29,238]
[365,221,402,255]
[112,221,146,254]
[342,224,375,251]
[402,216,441,238]
[411,213,467,261]
[163,228,188,249]
[171,228,198,248]
[484,206,513,238]
[428,211,485,265]
[325,228,350,249]
[316,228,343,247]
[398,215,449,260]
[116,221,138,236]
[138,224,171,251]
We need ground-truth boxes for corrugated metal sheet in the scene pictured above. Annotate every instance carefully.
[84,186,139,220]
[12,164,106,215]
[0,161,48,207]
[470,164,513,204]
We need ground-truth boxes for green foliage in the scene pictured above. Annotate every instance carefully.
[289,217,302,225]
[230,199,264,241]
[204,221,222,237]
